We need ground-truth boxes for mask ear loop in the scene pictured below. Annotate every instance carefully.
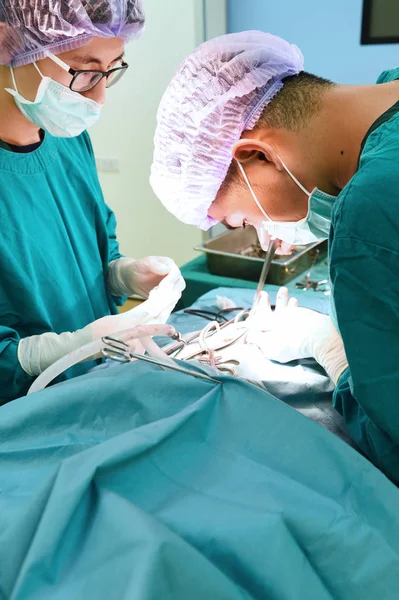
[10,67,19,93]
[235,159,272,221]
[276,155,311,198]
[10,62,44,95]
[33,62,45,78]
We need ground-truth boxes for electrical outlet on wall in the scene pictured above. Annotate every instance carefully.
[96,157,120,173]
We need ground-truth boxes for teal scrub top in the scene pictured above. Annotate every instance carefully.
[330,67,399,483]
[0,131,123,403]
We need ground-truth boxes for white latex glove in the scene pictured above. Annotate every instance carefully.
[247,287,348,385]
[108,256,182,298]
[19,267,185,377]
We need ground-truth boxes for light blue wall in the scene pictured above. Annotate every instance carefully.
[227,0,398,84]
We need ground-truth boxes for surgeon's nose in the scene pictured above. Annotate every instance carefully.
[82,78,107,105]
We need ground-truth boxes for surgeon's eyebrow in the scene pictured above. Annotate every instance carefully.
[71,53,125,66]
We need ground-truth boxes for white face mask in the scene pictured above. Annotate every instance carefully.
[5,62,102,138]
[235,158,336,248]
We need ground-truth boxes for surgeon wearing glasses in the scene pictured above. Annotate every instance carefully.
[0,0,184,402]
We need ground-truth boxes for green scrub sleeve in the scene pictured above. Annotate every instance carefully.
[82,132,123,266]
[331,236,399,484]
[104,203,124,265]
[0,326,34,405]
[334,369,399,484]
[82,132,125,304]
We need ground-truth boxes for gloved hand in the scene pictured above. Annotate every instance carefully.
[107,256,182,298]
[18,267,185,377]
[247,287,348,384]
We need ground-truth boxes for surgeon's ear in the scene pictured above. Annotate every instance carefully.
[232,139,284,171]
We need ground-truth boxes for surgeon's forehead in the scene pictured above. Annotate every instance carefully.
[60,37,125,66]
[68,52,124,65]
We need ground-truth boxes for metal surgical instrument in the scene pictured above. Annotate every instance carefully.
[101,335,220,384]
[251,237,279,316]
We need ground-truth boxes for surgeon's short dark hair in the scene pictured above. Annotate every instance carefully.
[255,71,334,132]
[220,71,334,192]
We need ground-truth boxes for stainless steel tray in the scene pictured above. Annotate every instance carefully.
[195,227,328,285]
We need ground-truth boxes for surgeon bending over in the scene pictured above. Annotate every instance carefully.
[151,32,399,483]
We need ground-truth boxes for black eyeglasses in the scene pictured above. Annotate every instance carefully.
[48,54,129,93]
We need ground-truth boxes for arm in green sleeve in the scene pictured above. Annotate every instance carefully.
[81,131,125,300]
[103,206,126,306]
[331,237,399,483]
[0,326,34,405]
[104,204,124,264]
[83,131,123,264]
[334,369,399,484]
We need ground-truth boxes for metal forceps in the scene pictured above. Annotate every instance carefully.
[197,322,240,373]
[194,315,248,375]
[198,322,220,367]
[101,329,188,361]
[101,335,220,383]
[102,336,133,362]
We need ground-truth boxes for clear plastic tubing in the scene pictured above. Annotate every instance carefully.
[28,323,176,395]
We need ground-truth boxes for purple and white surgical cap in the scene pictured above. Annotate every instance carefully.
[0,0,145,67]
[150,31,304,230]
